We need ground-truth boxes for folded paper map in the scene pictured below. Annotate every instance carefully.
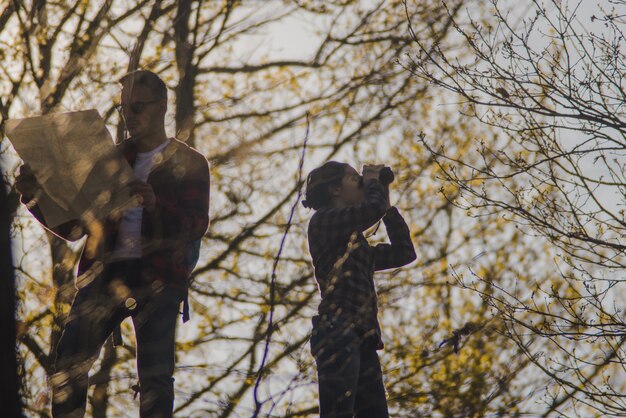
[6,110,137,227]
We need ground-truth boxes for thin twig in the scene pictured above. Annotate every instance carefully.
[252,112,311,417]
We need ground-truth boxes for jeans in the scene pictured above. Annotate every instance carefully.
[310,315,389,418]
[51,261,182,418]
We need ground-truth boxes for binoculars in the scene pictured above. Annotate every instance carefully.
[379,167,395,186]
[358,167,394,186]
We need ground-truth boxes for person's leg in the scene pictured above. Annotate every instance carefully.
[51,278,124,417]
[311,316,362,418]
[354,339,389,418]
[132,287,181,418]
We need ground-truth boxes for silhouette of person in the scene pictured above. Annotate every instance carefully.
[16,70,210,418]
[303,162,416,418]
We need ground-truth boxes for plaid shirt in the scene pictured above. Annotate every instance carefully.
[307,179,416,348]
[27,138,210,291]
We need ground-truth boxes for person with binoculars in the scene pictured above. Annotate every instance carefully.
[303,162,416,418]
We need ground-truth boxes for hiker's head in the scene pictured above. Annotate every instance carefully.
[303,162,364,210]
[118,70,167,139]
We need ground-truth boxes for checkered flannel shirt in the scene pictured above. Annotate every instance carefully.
[307,179,416,349]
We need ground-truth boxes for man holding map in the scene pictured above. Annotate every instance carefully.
[14,70,210,418]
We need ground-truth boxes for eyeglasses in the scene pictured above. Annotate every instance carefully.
[115,98,162,115]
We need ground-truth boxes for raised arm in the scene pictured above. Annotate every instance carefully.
[309,179,388,243]
[16,164,85,241]
[373,207,416,271]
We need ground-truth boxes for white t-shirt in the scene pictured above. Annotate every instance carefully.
[111,140,170,260]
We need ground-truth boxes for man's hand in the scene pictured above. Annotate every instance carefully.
[15,164,41,202]
[362,164,384,183]
[128,180,156,211]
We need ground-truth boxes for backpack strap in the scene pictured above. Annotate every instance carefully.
[181,239,201,323]
[182,292,190,323]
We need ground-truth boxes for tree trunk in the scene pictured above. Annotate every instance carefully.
[90,338,118,418]
[174,0,196,147]
[0,166,22,416]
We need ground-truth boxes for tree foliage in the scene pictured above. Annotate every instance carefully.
[405,0,626,415]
